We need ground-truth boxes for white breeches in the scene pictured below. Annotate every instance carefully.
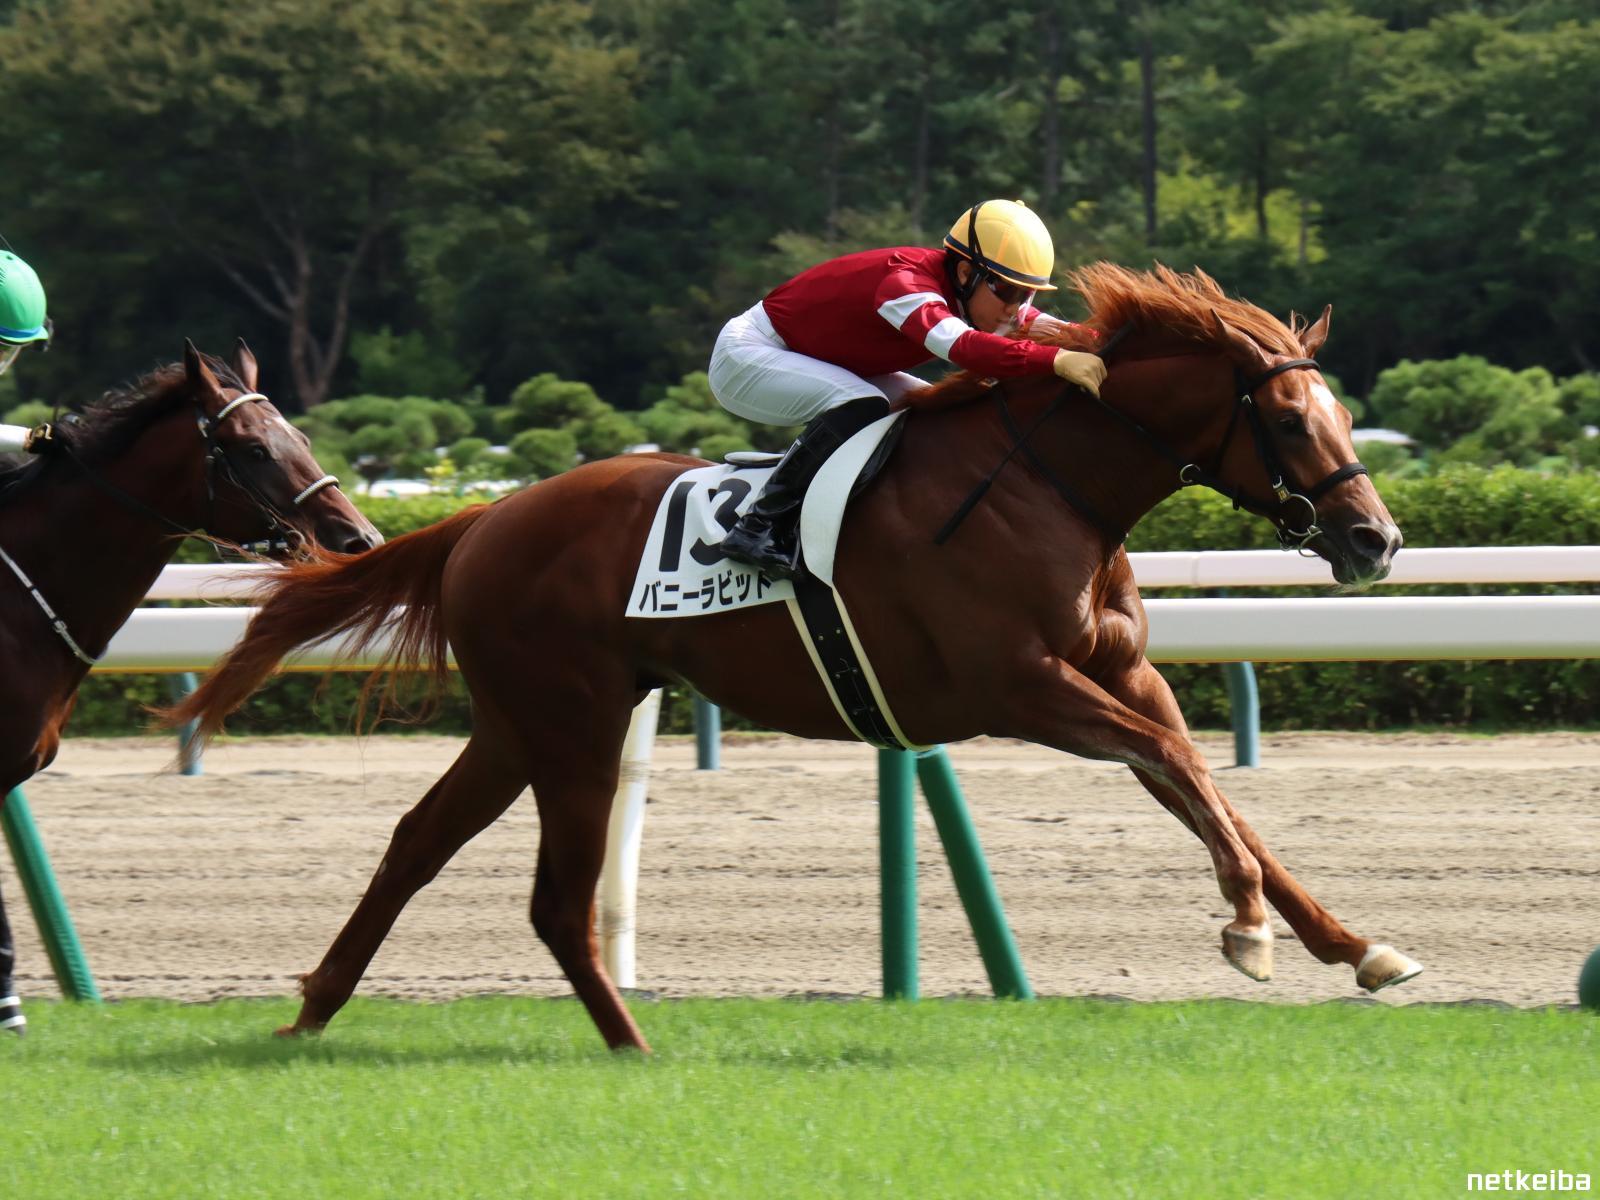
[709,302,924,426]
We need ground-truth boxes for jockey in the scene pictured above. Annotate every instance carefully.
[710,199,1106,579]
[0,245,49,1034]
[0,248,52,460]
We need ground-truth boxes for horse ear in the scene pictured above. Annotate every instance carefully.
[184,339,224,404]
[231,338,260,391]
[1300,304,1332,357]
[1207,309,1273,375]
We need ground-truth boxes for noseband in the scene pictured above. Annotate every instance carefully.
[1174,359,1369,553]
[200,392,340,555]
[935,332,1368,554]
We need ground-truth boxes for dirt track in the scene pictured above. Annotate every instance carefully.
[5,732,1598,1008]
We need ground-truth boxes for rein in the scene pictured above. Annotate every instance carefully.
[1,390,340,665]
[935,332,1367,554]
[933,324,1133,546]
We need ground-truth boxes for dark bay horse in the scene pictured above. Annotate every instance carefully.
[168,265,1421,1051]
[1,341,379,1027]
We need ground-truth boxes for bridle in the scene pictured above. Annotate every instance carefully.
[935,327,1368,554]
[196,391,340,555]
[27,389,339,556]
[1,388,341,664]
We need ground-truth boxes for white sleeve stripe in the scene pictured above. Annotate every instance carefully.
[924,316,970,360]
[876,291,947,330]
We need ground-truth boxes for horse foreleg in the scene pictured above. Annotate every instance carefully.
[282,733,527,1036]
[1000,655,1273,981]
[1108,659,1423,993]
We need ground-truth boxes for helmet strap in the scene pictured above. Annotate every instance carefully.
[947,204,985,320]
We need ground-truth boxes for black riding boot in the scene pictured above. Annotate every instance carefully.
[719,396,891,580]
[0,883,21,1036]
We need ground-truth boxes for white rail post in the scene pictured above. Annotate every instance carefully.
[598,689,662,989]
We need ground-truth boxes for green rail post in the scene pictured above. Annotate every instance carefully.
[1,788,101,1002]
[1215,588,1261,769]
[877,748,918,999]
[693,694,720,771]
[1222,662,1260,768]
[913,747,1034,1000]
[166,672,203,776]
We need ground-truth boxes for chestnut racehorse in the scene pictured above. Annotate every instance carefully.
[1,342,379,1027]
[168,265,1422,1051]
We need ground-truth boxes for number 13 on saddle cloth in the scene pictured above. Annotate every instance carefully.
[628,412,918,750]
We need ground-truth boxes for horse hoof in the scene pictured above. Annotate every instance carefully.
[273,1022,321,1038]
[1222,924,1274,982]
[1356,943,1423,992]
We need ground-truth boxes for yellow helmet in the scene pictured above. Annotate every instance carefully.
[943,199,1057,292]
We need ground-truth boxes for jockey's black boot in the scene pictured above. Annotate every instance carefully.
[0,995,22,1037]
[0,901,20,1035]
[718,396,891,580]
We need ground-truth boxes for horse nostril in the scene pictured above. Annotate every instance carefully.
[1350,523,1399,561]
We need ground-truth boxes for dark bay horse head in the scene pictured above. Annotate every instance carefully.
[0,341,382,788]
[16,340,381,556]
[1031,263,1401,586]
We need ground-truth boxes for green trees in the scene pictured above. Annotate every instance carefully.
[0,0,637,409]
[495,374,645,476]
[1365,357,1596,471]
[295,395,475,485]
[1,0,1596,418]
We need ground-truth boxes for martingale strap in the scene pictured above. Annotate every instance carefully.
[0,541,100,664]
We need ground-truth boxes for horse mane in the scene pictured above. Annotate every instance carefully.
[1059,262,1310,356]
[0,355,244,503]
[909,261,1310,410]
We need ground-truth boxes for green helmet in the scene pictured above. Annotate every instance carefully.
[0,251,51,346]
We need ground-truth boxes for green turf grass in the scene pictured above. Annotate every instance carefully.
[2,996,1595,1198]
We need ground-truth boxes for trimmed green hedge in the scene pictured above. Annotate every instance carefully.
[67,466,1600,735]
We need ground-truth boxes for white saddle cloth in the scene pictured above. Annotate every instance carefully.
[627,412,904,619]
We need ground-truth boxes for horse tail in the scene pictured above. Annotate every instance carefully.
[160,503,492,747]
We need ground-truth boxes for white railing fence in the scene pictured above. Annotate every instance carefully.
[114,547,1600,671]
[100,547,1600,986]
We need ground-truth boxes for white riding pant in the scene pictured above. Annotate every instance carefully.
[709,302,924,426]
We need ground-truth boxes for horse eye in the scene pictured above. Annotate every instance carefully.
[248,444,272,463]
[1278,413,1306,435]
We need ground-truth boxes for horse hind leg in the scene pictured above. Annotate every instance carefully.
[521,723,651,1053]
[282,731,527,1036]
[527,803,649,1053]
